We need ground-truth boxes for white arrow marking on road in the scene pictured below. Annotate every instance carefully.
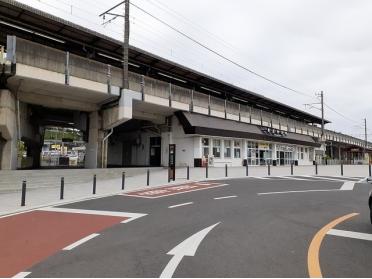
[160,222,220,278]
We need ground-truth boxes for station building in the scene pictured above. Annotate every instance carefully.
[0,0,371,170]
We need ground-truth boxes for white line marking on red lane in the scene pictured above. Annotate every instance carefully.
[168,202,194,209]
[257,189,341,195]
[214,195,237,200]
[327,229,372,241]
[62,233,100,251]
[160,222,220,278]
[38,207,147,222]
[12,272,31,278]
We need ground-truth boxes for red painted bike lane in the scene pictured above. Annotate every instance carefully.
[0,210,130,277]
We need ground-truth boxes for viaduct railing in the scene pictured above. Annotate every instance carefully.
[5,36,370,149]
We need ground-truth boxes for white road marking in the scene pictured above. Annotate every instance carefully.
[12,272,31,278]
[168,202,194,209]
[160,222,220,278]
[38,207,147,223]
[194,182,212,185]
[301,175,348,182]
[327,229,372,241]
[62,233,100,250]
[250,176,270,180]
[257,189,341,195]
[277,176,328,181]
[340,181,356,191]
[214,195,237,200]
[358,177,368,183]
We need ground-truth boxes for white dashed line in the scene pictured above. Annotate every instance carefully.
[12,272,31,278]
[62,233,100,250]
[214,195,237,200]
[168,202,194,209]
[257,189,341,195]
[327,229,372,241]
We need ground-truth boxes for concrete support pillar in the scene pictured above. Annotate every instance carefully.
[0,89,18,170]
[85,111,104,169]
[161,131,173,167]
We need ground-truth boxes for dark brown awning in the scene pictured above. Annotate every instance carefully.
[176,111,321,148]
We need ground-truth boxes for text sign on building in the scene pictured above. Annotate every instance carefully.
[168,144,176,181]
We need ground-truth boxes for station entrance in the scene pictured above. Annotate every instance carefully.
[19,105,88,169]
[107,119,165,168]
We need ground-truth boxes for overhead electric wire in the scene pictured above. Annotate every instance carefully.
[130,1,312,99]
[22,0,367,134]
[129,1,368,131]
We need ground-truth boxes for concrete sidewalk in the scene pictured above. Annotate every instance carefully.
[0,164,370,216]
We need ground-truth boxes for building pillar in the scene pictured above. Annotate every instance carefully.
[85,111,103,168]
[0,89,18,170]
[161,131,173,167]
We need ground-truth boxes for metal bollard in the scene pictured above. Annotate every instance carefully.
[369,164,371,177]
[268,164,271,176]
[291,163,294,175]
[147,169,150,186]
[187,166,190,180]
[168,168,171,183]
[93,174,96,194]
[206,163,209,179]
[341,163,344,176]
[60,177,64,200]
[122,172,125,190]
[246,163,248,176]
[315,163,318,175]
[225,164,228,177]
[21,180,26,206]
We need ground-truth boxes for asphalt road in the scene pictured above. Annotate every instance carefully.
[4,175,372,278]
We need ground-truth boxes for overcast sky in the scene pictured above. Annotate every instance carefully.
[16,0,372,139]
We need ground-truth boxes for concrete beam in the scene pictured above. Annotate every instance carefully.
[18,91,98,112]
[102,89,142,130]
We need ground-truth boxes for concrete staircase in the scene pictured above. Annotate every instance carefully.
[0,167,165,193]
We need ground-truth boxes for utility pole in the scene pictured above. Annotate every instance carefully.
[123,0,130,90]
[364,118,368,155]
[320,91,324,139]
[304,91,325,139]
[99,1,130,168]
[99,0,130,90]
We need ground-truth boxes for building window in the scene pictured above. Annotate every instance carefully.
[202,138,209,157]
[224,140,231,158]
[234,140,241,158]
[212,139,221,158]
[247,141,258,165]
[299,147,304,160]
